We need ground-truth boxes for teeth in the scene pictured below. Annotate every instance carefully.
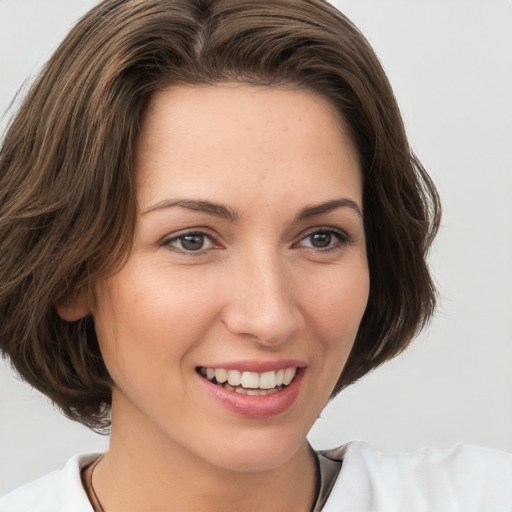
[201,366,298,391]
[215,368,228,383]
[234,386,284,396]
[283,367,296,386]
[227,369,242,386]
[241,371,259,389]
[259,371,277,389]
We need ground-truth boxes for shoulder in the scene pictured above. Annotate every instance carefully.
[320,442,512,512]
[0,453,100,512]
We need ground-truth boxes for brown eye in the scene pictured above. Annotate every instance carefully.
[297,229,348,250]
[309,231,332,248]
[180,234,206,251]
[163,232,215,253]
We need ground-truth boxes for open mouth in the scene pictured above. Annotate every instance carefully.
[196,366,298,396]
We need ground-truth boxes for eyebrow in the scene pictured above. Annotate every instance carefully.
[295,198,363,221]
[142,197,362,221]
[142,199,237,221]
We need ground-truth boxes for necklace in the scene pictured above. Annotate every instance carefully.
[85,448,323,512]
[86,455,106,512]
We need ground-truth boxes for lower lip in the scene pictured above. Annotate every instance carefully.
[198,369,305,419]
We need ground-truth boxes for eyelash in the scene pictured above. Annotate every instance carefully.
[161,227,350,256]
[295,227,350,252]
[161,231,218,255]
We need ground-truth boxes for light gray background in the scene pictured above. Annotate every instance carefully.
[1,0,511,497]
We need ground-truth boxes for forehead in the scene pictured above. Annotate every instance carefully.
[135,84,362,212]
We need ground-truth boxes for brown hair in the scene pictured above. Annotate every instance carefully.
[0,0,440,432]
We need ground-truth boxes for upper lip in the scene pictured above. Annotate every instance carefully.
[197,359,307,373]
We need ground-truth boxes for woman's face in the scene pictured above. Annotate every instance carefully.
[92,84,369,472]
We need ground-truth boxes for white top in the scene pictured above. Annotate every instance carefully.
[1,442,511,511]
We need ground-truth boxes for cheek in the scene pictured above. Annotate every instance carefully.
[92,270,221,381]
[303,264,369,348]
[297,262,369,406]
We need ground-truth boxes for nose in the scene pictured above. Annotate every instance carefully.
[222,250,302,347]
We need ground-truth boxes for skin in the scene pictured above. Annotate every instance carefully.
[62,84,369,512]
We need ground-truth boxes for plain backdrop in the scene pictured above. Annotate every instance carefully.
[1,0,511,497]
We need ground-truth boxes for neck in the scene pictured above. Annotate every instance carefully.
[93,394,318,512]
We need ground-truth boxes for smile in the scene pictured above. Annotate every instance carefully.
[197,364,305,418]
[197,367,297,396]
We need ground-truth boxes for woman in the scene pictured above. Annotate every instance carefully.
[0,0,510,510]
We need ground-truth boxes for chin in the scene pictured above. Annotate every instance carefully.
[197,428,308,474]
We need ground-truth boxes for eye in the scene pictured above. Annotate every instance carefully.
[296,228,348,250]
[162,232,216,253]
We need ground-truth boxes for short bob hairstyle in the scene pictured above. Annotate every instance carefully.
[0,0,440,432]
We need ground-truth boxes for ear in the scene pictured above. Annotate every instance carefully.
[56,290,91,322]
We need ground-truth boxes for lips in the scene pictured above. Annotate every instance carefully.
[198,366,297,394]
[196,363,305,418]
